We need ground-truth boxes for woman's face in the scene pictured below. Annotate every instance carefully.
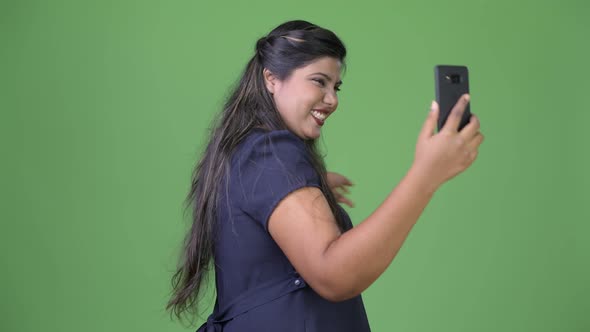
[264,56,342,140]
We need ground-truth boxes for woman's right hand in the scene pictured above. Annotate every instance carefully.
[411,94,484,190]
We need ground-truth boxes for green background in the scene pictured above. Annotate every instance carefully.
[2,0,589,331]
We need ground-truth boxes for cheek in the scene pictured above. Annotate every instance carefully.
[295,86,321,112]
[273,92,293,117]
[276,87,315,118]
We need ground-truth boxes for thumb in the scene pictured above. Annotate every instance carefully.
[419,101,439,141]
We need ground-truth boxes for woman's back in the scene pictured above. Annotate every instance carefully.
[210,129,370,331]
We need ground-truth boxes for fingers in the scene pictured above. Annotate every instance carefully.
[467,132,485,151]
[340,176,353,187]
[333,185,354,208]
[327,172,354,207]
[460,113,484,152]
[419,101,439,140]
[339,184,350,194]
[442,94,470,134]
[466,149,479,165]
[458,132,483,167]
[459,113,481,141]
[327,172,353,188]
[335,193,354,208]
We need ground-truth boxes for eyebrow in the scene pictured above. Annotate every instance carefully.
[309,72,343,85]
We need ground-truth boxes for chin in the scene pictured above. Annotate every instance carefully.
[306,132,321,141]
[293,126,321,141]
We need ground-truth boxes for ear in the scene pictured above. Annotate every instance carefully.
[263,68,278,94]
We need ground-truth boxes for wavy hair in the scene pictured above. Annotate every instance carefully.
[167,20,348,321]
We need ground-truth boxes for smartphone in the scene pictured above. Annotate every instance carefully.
[434,65,472,131]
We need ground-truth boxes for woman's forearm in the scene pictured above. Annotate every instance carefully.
[320,166,438,301]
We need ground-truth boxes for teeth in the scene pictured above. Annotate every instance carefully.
[311,110,327,120]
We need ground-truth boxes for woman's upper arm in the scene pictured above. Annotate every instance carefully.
[268,186,343,300]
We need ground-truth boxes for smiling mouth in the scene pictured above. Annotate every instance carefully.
[311,109,328,120]
[311,110,329,126]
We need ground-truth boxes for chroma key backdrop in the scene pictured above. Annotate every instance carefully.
[2,1,589,331]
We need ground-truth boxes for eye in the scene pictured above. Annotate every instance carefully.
[312,78,326,87]
[312,78,341,92]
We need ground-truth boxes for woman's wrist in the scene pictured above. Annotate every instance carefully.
[406,164,440,196]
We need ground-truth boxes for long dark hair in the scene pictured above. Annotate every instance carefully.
[167,20,348,321]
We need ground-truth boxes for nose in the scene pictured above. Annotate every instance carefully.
[323,90,338,109]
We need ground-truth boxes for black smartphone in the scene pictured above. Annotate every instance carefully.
[434,65,472,131]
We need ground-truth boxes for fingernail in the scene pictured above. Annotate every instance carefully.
[430,101,436,112]
[464,94,470,102]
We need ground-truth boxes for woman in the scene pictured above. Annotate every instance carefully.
[167,20,484,331]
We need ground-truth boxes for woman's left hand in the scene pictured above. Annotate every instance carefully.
[326,172,354,208]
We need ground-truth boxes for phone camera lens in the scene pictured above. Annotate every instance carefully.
[445,74,461,84]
